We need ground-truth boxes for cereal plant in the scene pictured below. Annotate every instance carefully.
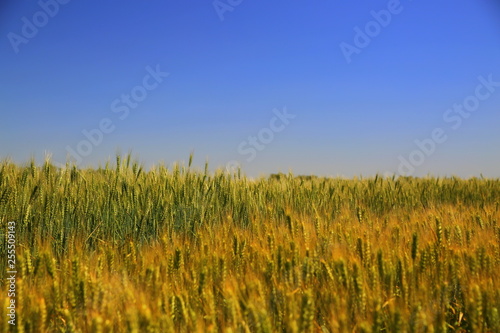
[0,155,499,332]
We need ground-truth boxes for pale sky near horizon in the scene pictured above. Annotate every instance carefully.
[1,0,499,178]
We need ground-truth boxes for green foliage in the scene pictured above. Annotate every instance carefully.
[0,155,499,332]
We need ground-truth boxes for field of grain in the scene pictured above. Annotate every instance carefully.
[1,155,499,332]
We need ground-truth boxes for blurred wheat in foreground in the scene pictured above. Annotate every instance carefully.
[1,155,499,332]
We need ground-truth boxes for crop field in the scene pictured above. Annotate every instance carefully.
[0,155,499,332]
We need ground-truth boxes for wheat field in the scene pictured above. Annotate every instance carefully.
[0,155,499,332]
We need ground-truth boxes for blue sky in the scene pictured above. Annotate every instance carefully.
[1,0,499,178]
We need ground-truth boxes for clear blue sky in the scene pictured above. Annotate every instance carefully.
[1,0,499,178]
